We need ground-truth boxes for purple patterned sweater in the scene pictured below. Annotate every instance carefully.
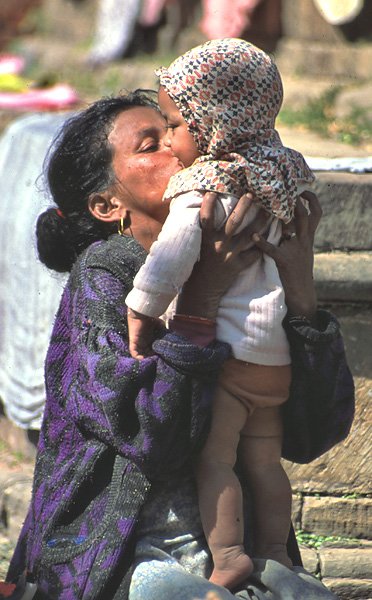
[6,234,354,600]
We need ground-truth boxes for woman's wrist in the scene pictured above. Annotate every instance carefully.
[287,307,318,328]
[169,314,216,347]
[176,279,220,320]
[285,284,318,323]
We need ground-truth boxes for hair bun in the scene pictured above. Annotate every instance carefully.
[36,208,75,272]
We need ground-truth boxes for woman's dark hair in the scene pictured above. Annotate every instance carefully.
[36,90,158,273]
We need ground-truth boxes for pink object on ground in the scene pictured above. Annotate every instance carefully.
[0,83,80,111]
[200,0,263,39]
[0,54,25,75]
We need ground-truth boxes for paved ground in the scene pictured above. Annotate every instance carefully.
[0,435,34,580]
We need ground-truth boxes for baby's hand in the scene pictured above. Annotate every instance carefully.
[127,308,157,360]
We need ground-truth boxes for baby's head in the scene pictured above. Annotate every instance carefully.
[156,38,283,160]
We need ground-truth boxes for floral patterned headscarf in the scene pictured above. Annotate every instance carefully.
[156,38,314,222]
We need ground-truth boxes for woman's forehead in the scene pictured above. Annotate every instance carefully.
[109,106,164,145]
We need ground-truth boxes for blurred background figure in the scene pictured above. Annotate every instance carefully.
[199,0,282,52]
[87,0,170,67]
[200,0,263,39]
[87,0,141,66]
[0,113,68,448]
[0,0,41,51]
[313,0,372,41]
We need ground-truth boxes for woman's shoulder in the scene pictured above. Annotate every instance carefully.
[76,234,147,280]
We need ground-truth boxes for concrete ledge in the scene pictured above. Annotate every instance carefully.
[314,252,372,302]
[313,173,372,252]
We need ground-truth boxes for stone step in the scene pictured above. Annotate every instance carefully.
[320,544,372,579]
[301,543,372,600]
[312,173,372,253]
[314,252,372,303]
[291,494,372,540]
[322,577,372,600]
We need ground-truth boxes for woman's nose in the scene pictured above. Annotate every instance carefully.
[162,129,172,148]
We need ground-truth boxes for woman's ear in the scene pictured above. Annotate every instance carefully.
[88,191,124,223]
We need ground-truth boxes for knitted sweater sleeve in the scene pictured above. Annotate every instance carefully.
[52,237,230,481]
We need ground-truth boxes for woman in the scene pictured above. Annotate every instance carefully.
[5,91,351,600]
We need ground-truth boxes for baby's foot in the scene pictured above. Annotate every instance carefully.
[209,548,254,590]
[258,543,293,569]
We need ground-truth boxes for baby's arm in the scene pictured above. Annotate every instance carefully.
[126,194,203,317]
[126,307,160,360]
[125,194,203,358]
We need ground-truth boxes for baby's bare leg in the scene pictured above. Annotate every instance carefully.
[239,406,292,567]
[196,386,253,590]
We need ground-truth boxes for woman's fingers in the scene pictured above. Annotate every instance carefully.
[199,191,218,232]
[301,191,322,238]
[281,191,322,245]
[231,210,271,255]
[252,232,279,260]
[286,198,308,240]
[224,193,255,237]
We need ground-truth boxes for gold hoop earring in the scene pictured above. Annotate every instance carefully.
[118,217,125,236]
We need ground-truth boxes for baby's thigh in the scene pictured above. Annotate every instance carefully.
[129,560,236,600]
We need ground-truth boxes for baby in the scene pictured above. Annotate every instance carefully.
[126,38,314,589]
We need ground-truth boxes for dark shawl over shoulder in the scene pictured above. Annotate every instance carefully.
[282,311,355,463]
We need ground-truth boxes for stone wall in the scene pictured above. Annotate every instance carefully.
[277,0,372,79]
[283,171,372,599]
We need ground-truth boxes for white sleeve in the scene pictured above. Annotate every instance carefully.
[125,193,202,318]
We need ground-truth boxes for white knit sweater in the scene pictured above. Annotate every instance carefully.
[126,191,291,366]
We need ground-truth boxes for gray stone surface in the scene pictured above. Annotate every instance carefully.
[314,252,372,302]
[299,545,318,575]
[322,577,372,599]
[320,545,372,578]
[330,306,372,377]
[291,493,302,530]
[312,173,372,252]
[301,497,372,539]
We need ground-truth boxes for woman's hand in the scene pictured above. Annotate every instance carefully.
[252,191,322,320]
[177,192,271,319]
